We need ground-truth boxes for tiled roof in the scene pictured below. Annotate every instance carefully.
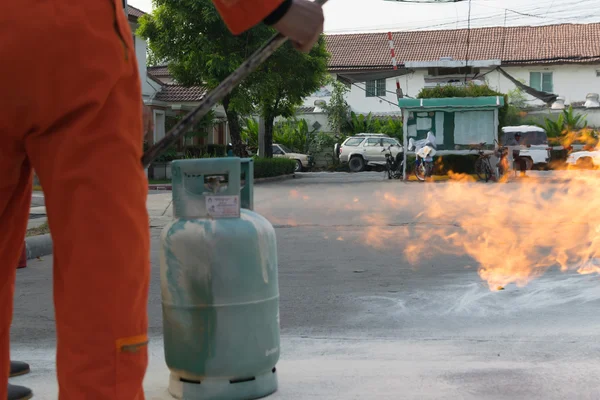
[127,5,147,21]
[148,65,170,76]
[154,85,206,102]
[296,106,315,113]
[326,23,600,70]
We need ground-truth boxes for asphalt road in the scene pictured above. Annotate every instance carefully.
[11,171,600,399]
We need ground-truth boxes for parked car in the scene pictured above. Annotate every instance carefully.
[566,148,600,168]
[500,126,552,170]
[272,144,314,172]
[334,133,403,172]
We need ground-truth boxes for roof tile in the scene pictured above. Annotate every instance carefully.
[148,65,170,76]
[154,85,206,102]
[127,5,147,20]
[326,23,600,70]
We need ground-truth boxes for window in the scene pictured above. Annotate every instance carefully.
[365,79,386,97]
[272,145,284,155]
[530,72,553,92]
[343,138,365,146]
[382,138,399,146]
[365,138,383,146]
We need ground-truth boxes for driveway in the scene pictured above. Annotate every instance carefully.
[12,171,600,399]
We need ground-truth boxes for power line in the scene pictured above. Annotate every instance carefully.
[464,0,473,84]
[325,0,600,34]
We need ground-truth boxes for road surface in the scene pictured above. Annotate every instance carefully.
[11,171,600,399]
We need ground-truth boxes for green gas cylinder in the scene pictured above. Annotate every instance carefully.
[160,157,280,400]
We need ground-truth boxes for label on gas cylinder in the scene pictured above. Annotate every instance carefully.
[205,195,240,218]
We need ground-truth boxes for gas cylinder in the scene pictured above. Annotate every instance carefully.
[160,157,280,400]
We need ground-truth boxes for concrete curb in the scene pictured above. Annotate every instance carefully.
[148,184,172,190]
[148,174,296,191]
[25,234,53,260]
[254,174,296,184]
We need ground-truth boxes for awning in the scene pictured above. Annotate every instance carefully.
[398,96,505,112]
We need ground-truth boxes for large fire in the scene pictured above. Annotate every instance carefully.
[365,170,600,291]
[268,165,600,291]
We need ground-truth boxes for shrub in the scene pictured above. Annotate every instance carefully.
[206,144,227,157]
[253,158,296,179]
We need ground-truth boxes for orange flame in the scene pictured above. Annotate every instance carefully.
[394,171,600,290]
[264,163,600,291]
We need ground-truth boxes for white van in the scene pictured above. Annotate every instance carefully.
[500,126,552,170]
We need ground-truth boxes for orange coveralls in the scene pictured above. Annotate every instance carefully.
[0,0,283,399]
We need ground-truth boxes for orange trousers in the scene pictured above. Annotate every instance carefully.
[0,0,150,398]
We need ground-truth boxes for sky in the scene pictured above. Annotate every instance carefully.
[128,0,600,33]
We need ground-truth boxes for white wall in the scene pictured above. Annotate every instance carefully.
[303,65,600,116]
[129,21,157,100]
[527,107,600,128]
[486,65,599,106]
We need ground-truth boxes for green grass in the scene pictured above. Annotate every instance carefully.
[26,222,49,237]
[148,179,171,185]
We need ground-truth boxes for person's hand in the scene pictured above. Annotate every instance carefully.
[272,0,324,53]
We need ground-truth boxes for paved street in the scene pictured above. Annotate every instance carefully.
[12,171,600,399]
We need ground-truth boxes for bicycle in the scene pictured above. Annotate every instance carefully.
[471,142,494,182]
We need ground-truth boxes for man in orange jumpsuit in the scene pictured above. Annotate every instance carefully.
[1,0,323,399]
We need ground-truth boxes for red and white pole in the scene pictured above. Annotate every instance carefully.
[387,32,402,100]
[387,32,407,180]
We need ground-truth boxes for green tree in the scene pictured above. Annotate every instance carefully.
[241,118,259,151]
[138,0,270,156]
[322,79,351,138]
[273,118,318,154]
[250,37,329,158]
[507,79,528,108]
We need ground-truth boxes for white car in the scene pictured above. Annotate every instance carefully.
[272,144,314,172]
[566,149,600,168]
[334,133,403,172]
[500,126,552,170]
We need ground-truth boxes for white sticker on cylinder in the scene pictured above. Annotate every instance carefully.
[205,195,240,218]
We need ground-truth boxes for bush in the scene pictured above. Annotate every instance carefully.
[253,158,296,179]
[206,144,227,157]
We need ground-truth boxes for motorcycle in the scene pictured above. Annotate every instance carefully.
[381,144,404,179]
[409,131,437,182]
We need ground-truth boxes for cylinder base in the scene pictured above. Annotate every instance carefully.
[168,367,278,400]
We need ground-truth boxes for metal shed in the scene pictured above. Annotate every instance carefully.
[398,96,505,180]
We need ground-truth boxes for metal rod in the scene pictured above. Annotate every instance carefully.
[141,0,328,168]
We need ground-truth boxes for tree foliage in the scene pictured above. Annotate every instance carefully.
[540,105,595,148]
[139,0,272,156]
[250,37,329,157]
[321,79,351,137]
[138,0,329,158]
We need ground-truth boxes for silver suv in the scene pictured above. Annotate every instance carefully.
[334,133,403,172]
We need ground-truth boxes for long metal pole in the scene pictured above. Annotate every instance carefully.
[141,0,328,168]
[402,110,408,181]
[387,32,407,181]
